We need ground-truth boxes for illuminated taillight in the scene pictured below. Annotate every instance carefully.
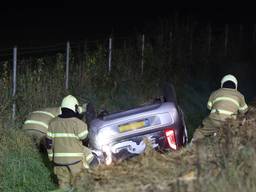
[164,128,177,150]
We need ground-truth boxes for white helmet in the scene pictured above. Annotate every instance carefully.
[221,74,238,89]
[61,95,80,113]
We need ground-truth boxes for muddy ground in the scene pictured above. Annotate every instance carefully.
[76,104,256,192]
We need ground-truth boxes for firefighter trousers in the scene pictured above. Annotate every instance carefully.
[53,148,96,190]
[191,117,223,143]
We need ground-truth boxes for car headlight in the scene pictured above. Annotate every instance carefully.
[95,127,116,148]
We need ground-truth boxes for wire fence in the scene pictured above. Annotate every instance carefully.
[1,22,256,121]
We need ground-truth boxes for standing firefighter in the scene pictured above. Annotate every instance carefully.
[22,107,61,150]
[192,74,248,143]
[46,95,98,192]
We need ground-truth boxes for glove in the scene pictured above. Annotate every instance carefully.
[82,137,89,147]
[82,103,88,112]
[77,103,88,114]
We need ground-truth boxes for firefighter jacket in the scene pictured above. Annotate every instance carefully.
[22,107,61,134]
[207,88,248,121]
[46,117,90,165]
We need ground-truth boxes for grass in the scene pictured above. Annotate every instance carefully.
[0,48,216,192]
[1,72,255,192]
[0,69,208,191]
[0,127,56,192]
[0,19,255,191]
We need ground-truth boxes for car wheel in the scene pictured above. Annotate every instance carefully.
[179,107,188,145]
[162,81,177,104]
[85,102,96,126]
[97,109,109,119]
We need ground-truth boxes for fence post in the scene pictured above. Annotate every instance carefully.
[207,23,212,56]
[168,31,173,69]
[81,40,87,79]
[189,21,194,71]
[141,34,145,75]
[224,24,229,56]
[83,40,87,64]
[253,24,256,44]
[65,41,70,90]
[239,24,244,48]
[12,46,17,121]
[108,37,112,73]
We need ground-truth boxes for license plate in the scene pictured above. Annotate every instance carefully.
[119,119,149,133]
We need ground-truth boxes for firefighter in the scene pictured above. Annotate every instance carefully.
[46,95,98,192]
[191,74,248,143]
[22,107,61,150]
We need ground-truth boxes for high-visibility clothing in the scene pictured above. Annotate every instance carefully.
[47,117,93,165]
[191,117,223,143]
[207,88,248,121]
[191,88,248,145]
[23,107,61,134]
[53,161,85,191]
[25,129,46,147]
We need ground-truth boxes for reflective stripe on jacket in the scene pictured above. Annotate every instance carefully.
[207,88,248,121]
[47,117,90,165]
[22,107,61,134]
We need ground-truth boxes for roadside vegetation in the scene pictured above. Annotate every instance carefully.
[1,15,255,191]
[76,107,256,192]
[0,51,210,191]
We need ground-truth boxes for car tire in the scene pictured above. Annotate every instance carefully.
[179,107,188,145]
[85,102,96,126]
[162,81,178,104]
[97,109,109,119]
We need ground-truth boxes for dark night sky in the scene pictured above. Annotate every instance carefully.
[0,7,255,48]
[0,7,164,47]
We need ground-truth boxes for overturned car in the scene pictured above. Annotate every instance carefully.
[86,83,188,165]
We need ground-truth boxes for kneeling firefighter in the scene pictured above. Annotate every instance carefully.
[22,107,61,150]
[191,74,248,143]
[46,95,99,192]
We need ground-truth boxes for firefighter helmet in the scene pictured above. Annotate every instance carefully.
[61,95,79,113]
[221,74,238,90]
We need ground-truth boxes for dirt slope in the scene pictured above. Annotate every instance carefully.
[76,104,256,192]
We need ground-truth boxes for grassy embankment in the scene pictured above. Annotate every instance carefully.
[76,104,256,192]
[0,48,209,191]
[1,19,255,191]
